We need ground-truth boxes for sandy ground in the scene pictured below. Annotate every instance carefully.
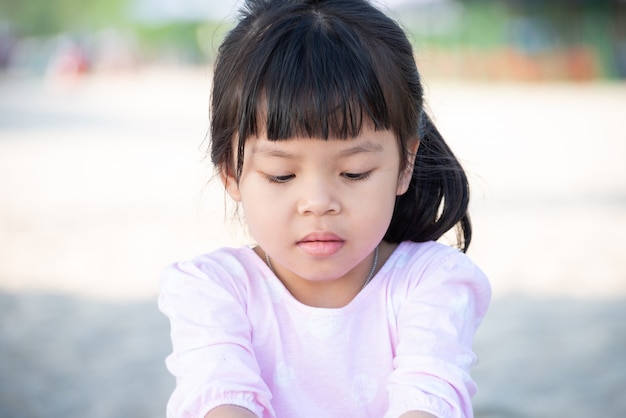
[0,68,625,417]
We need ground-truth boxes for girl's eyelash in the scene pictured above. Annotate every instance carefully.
[342,171,372,181]
[265,171,372,183]
[266,174,294,184]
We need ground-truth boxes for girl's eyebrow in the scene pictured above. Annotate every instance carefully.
[252,141,384,159]
[338,141,384,156]
[252,146,301,160]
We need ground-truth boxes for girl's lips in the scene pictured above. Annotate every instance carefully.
[297,233,344,256]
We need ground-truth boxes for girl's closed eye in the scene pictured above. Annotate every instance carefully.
[342,170,372,181]
[266,173,295,184]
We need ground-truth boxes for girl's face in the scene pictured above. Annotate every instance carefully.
[223,127,417,306]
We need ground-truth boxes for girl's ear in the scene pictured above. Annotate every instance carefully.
[396,139,419,196]
[220,166,242,202]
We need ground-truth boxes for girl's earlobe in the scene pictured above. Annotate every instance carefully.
[396,139,419,195]
[221,167,242,201]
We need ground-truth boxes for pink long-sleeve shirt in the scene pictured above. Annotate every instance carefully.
[159,241,491,418]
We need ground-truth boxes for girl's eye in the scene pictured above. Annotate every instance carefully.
[342,171,371,181]
[267,174,295,184]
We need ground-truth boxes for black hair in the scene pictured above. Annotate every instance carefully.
[210,0,472,252]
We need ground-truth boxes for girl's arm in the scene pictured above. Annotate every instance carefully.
[387,246,491,418]
[205,405,258,418]
[159,258,273,418]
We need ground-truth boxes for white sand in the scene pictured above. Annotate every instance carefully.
[0,69,625,416]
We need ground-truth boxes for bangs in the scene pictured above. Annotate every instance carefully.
[238,13,391,142]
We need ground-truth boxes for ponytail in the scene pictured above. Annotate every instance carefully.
[385,113,472,252]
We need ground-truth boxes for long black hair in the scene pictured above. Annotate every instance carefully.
[210,0,472,252]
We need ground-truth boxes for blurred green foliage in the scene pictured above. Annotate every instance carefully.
[0,0,231,64]
[0,0,130,36]
[1,0,624,78]
[133,21,230,63]
[401,0,625,79]
[405,0,619,49]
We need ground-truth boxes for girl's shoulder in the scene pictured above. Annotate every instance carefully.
[384,241,490,296]
[159,246,264,300]
[387,240,471,271]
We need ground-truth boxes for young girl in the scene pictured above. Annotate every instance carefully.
[159,0,491,417]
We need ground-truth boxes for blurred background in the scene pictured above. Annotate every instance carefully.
[1,0,625,417]
[1,0,626,79]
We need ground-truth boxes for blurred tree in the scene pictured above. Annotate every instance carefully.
[404,0,626,79]
[0,0,230,66]
[0,0,130,36]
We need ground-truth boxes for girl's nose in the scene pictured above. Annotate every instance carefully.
[297,179,341,216]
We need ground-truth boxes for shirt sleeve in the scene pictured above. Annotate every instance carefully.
[158,257,274,418]
[386,248,491,418]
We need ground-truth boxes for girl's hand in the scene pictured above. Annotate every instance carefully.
[399,412,437,418]
[205,405,257,418]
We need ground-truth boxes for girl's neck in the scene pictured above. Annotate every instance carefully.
[258,241,397,308]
